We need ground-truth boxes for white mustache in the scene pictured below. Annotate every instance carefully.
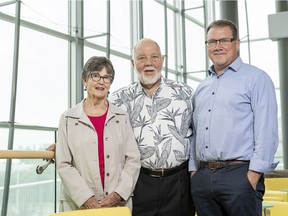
[144,66,155,71]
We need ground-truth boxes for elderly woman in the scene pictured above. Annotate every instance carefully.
[56,56,141,212]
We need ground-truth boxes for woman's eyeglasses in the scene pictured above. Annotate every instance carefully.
[90,73,114,84]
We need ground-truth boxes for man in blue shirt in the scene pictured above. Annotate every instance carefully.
[189,19,278,216]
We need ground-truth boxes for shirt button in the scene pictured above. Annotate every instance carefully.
[206,127,208,130]
[106,155,110,158]
[105,137,108,141]
[212,92,215,95]
[105,192,108,195]
[106,173,110,177]
[205,146,208,148]
[208,109,211,112]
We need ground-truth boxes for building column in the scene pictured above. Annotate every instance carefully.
[219,0,238,25]
[68,0,84,107]
[276,0,288,169]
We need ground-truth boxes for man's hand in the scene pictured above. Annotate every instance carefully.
[98,192,122,208]
[82,196,102,209]
[247,170,262,190]
[190,171,196,177]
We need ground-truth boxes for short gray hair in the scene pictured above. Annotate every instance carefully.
[82,56,115,83]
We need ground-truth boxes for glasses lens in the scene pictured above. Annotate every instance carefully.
[91,73,100,82]
[219,39,231,45]
[103,76,113,83]
[205,40,217,47]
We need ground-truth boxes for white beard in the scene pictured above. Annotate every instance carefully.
[137,70,162,85]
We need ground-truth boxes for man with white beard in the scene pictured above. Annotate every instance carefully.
[109,38,195,216]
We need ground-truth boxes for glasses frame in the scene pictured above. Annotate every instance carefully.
[90,72,114,84]
[205,38,237,47]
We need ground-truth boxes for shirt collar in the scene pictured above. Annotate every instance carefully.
[208,56,242,76]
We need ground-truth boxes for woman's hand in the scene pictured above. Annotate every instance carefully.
[82,196,102,209]
[46,143,56,152]
[98,192,122,208]
[44,143,56,162]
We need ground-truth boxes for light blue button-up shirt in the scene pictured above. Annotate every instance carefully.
[189,57,278,173]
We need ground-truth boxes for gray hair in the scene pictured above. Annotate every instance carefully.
[132,38,162,60]
[82,56,115,83]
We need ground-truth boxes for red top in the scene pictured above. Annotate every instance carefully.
[88,108,108,189]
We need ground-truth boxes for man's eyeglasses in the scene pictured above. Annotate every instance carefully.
[90,73,114,84]
[205,38,237,47]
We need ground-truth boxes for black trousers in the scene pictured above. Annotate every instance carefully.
[132,166,195,216]
[190,164,264,216]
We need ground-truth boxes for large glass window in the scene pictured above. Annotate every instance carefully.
[109,55,133,93]
[84,0,107,47]
[16,28,68,127]
[0,129,58,216]
[143,0,165,50]
[0,20,13,122]
[20,0,68,33]
[185,22,206,80]
[110,0,131,55]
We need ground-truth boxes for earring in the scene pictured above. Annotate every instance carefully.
[84,86,87,91]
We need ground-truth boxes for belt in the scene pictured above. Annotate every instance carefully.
[141,161,188,178]
[199,160,249,170]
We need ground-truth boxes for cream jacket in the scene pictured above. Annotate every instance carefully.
[56,100,141,211]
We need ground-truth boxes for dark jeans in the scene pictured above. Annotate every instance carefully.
[190,164,264,216]
[132,167,195,216]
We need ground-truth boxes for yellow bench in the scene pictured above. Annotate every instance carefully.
[265,178,288,191]
[264,190,288,202]
[48,207,131,216]
[264,196,284,202]
[263,201,288,216]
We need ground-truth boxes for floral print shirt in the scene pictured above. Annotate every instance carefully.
[109,77,194,169]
